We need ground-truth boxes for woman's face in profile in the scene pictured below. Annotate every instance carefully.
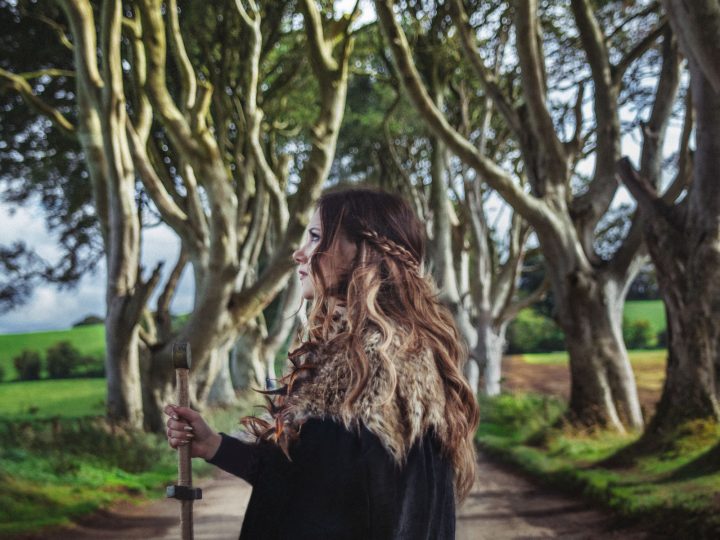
[293,208,357,301]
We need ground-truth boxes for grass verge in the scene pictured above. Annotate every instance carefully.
[522,349,668,365]
[0,393,259,537]
[476,392,720,539]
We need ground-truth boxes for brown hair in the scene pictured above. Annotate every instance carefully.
[248,187,479,501]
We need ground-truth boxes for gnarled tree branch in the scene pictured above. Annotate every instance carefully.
[374,0,549,229]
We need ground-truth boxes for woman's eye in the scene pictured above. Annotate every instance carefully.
[310,232,320,242]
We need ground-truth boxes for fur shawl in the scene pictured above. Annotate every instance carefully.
[246,311,450,465]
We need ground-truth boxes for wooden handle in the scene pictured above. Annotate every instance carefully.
[176,367,193,540]
[176,368,192,487]
[169,342,196,540]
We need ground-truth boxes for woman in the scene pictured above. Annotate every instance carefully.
[165,187,480,539]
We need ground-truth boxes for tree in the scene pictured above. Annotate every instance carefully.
[618,0,720,434]
[13,350,42,380]
[46,340,83,378]
[375,0,673,430]
[0,0,102,313]
[1,0,357,430]
[338,5,544,396]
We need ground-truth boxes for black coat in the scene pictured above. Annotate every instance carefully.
[207,417,456,539]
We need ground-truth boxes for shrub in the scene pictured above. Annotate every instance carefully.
[72,314,104,327]
[0,363,5,382]
[506,309,565,354]
[13,350,42,381]
[656,328,668,348]
[623,318,654,349]
[46,341,82,379]
[476,393,566,442]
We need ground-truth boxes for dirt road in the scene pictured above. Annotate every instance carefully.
[17,451,649,540]
[457,453,649,540]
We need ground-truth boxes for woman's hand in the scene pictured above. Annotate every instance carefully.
[164,404,222,461]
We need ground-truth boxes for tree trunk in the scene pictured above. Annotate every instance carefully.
[105,314,144,426]
[464,358,480,398]
[53,0,156,429]
[474,317,508,397]
[428,133,456,300]
[207,342,236,407]
[142,352,176,432]
[102,89,146,429]
[425,83,482,391]
[649,276,720,432]
[636,49,720,433]
[230,327,266,390]
[555,269,643,431]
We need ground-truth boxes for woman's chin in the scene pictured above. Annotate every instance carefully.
[302,290,315,301]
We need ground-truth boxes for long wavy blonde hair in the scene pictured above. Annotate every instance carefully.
[291,186,480,501]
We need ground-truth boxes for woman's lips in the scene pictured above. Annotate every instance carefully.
[299,270,307,279]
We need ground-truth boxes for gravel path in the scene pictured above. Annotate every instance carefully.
[13,451,652,539]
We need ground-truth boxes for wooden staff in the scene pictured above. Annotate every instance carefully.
[166,341,202,540]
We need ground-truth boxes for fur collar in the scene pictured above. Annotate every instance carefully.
[269,313,450,464]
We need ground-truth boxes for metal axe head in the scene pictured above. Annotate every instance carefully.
[172,341,191,369]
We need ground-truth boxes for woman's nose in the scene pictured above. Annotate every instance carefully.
[293,245,305,264]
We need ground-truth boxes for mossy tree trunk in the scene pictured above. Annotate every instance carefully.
[619,0,720,433]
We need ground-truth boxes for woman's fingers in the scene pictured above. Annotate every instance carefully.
[165,407,197,449]
[166,416,195,443]
[163,404,180,418]
[167,427,194,447]
[165,404,200,422]
[164,403,214,458]
[166,417,193,431]
[167,426,195,439]
[168,437,191,448]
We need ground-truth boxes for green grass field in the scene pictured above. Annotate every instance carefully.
[0,324,105,382]
[0,378,106,420]
[624,299,666,334]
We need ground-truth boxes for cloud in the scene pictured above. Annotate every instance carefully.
[0,271,105,333]
[0,201,195,334]
[0,203,64,259]
[141,224,196,316]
